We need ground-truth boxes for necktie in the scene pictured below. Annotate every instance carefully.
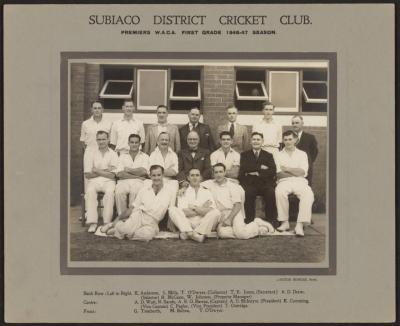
[229,123,235,137]
[254,151,259,160]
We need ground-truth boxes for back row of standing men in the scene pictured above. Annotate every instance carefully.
[80,100,319,239]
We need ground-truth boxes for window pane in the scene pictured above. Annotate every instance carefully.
[103,81,133,95]
[103,67,134,80]
[171,69,201,80]
[303,83,327,101]
[236,69,265,81]
[237,82,265,97]
[303,69,327,81]
[302,99,327,113]
[170,100,201,111]
[172,81,199,97]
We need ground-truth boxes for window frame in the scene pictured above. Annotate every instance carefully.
[302,81,328,104]
[169,79,201,101]
[99,79,134,99]
[235,81,268,101]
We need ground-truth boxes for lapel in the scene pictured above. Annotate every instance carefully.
[192,148,203,161]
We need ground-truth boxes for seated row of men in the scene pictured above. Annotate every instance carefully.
[84,129,314,239]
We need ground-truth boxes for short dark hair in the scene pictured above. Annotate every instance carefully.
[157,105,168,111]
[282,130,298,138]
[225,105,238,111]
[96,130,109,138]
[158,132,169,139]
[251,131,264,139]
[187,168,201,177]
[292,114,303,121]
[189,107,201,113]
[149,165,164,174]
[128,133,141,143]
[123,100,135,107]
[262,101,275,110]
[91,100,102,107]
[213,163,226,171]
[219,131,232,139]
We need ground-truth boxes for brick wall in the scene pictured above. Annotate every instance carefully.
[202,66,235,141]
[70,63,86,206]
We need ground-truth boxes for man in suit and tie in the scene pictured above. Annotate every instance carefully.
[239,132,278,226]
[291,115,319,186]
[177,130,212,184]
[144,105,181,154]
[217,105,250,153]
[179,107,215,152]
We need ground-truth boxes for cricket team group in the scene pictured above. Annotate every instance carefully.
[80,100,319,242]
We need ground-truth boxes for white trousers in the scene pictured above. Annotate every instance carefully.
[115,179,144,214]
[85,178,116,224]
[168,207,220,236]
[217,209,260,240]
[275,179,314,223]
[114,209,159,241]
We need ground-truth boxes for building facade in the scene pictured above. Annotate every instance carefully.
[70,60,329,212]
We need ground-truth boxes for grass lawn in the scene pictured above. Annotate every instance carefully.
[69,207,326,263]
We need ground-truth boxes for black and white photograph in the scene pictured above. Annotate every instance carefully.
[65,54,335,268]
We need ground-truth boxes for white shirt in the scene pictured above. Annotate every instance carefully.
[83,147,119,182]
[210,147,240,171]
[117,151,150,174]
[157,124,168,136]
[149,146,179,175]
[132,184,172,222]
[205,179,242,211]
[252,118,282,148]
[275,148,309,182]
[80,116,112,150]
[177,186,216,210]
[110,117,145,152]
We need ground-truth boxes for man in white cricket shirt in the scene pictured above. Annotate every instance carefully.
[275,130,315,236]
[101,165,173,241]
[168,168,221,243]
[84,130,118,233]
[203,163,275,239]
[115,133,149,215]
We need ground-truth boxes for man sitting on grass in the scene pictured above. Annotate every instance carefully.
[168,168,221,243]
[203,163,275,240]
[100,165,173,241]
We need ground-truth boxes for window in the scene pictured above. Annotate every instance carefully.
[170,80,201,100]
[302,69,328,112]
[137,69,168,111]
[99,80,134,99]
[302,83,328,103]
[100,66,135,109]
[268,71,299,112]
[235,81,268,100]
[169,68,202,110]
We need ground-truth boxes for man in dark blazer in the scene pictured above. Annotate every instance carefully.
[177,130,212,184]
[179,107,215,152]
[239,132,278,226]
[291,115,319,186]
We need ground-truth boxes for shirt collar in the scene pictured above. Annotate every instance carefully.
[155,146,173,153]
[219,147,233,153]
[122,115,135,122]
